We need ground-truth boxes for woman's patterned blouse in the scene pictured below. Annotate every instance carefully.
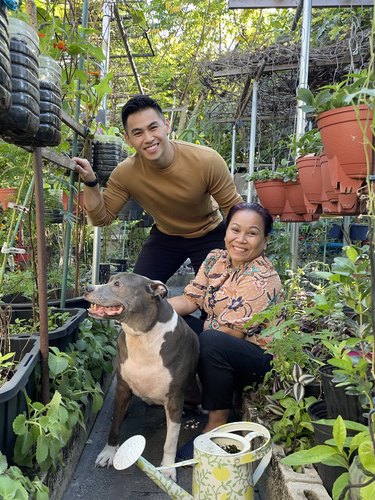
[183,249,283,346]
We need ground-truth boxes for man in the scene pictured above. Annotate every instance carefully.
[74,95,243,282]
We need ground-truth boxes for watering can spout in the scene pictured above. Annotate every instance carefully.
[113,435,194,499]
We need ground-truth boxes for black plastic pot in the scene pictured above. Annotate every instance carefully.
[0,4,11,121]
[2,294,89,311]
[110,258,127,272]
[308,400,347,496]
[0,337,40,462]
[9,308,87,352]
[349,224,368,242]
[318,364,366,424]
[118,198,154,226]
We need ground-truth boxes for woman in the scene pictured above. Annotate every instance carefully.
[168,202,283,443]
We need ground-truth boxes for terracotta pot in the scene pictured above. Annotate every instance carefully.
[296,154,322,204]
[62,191,84,215]
[317,105,372,193]
[254,179,286,215]
[320,153,360,214]
[0,187,16,210]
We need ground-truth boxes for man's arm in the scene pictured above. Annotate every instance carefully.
[206,153,243,214]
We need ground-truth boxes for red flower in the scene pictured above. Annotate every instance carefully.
[54,40,67,51]
[38,33,46,38]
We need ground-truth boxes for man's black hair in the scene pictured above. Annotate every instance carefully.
[121,95,164,130]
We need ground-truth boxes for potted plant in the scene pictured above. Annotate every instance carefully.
[281,414,375,499]
[0,312,40,463]
[246,168,287,215]
[294,129,323,210]
[313,245,374,423]
[297,71,373,211]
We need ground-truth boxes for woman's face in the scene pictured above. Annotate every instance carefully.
[225,209,268,267]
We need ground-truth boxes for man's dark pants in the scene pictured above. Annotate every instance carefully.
[133,222,226,282]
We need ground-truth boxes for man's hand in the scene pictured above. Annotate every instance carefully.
[73,157,97,184]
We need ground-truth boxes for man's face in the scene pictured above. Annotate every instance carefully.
[124,108,171,165]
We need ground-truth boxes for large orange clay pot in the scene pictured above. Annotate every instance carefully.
[254,179,286,215]
[0,187,17,210]
[317,105,372,194]
[296,154,322,204]
[61,191,85,215]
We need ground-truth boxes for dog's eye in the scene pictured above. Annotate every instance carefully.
[113,280,120,287]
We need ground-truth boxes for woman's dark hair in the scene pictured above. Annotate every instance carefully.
[226,202,273,236]
[121,95,164,130]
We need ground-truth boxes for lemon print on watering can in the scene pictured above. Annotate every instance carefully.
[213,465,231,482]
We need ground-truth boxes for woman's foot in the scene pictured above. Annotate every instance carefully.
[203,409,229,432]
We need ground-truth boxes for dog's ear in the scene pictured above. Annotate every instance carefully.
[148,281,168,299]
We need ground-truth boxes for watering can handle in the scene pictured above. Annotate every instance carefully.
[252,448,272,486]
[244,431,265,442]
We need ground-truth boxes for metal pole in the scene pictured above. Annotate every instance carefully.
[247,80,258,203]
[230,123,236,178]
[91,0,112,284]
[60,0,89,304]
[290,0,312,270]
[33,147,50,404]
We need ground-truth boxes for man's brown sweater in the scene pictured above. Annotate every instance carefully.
[86,140,243,238]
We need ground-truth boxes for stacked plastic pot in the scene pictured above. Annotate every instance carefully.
[0,17,62,147]
[93,135,128,186]
[0,17,40,144]
[32,55,62,147]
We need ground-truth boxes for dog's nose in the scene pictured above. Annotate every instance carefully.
[85,284,95,293]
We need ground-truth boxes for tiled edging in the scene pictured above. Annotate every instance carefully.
[243,402,332,500]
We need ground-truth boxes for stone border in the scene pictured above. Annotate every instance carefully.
[242,402,332,500]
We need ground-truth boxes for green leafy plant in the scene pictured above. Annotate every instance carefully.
[294,128,323,157]
[313,245,374,412]
[297,70,374,115]
[281,414,375,500]
[0,352,16,387]
[266,392,316,455]
[13,391,83,472]
[73,318,117,381]
[48,347,104,411]
[0,451,48,500]
[7,310,71,337]
[246,163,298,183]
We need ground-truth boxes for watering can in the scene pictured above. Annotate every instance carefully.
[113,421,272,499]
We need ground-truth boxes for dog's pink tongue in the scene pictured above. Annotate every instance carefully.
[88,305,123,317]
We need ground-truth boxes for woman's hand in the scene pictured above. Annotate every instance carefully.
[168,295,198,316]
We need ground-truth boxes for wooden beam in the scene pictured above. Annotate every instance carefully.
[21,146,77,171]
[61,110,86,137]
[229,1,373,8]
[213,56,358,78]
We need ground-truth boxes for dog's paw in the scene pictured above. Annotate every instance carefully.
[161,466,177,482]
[95,444,119,468]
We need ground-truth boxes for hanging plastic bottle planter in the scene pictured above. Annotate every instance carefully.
[0,4,11,121]
[31,55,62,147]
[93,135,128,186]
[0,17,40,144]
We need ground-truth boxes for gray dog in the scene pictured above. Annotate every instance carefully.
[84,272,199,479]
